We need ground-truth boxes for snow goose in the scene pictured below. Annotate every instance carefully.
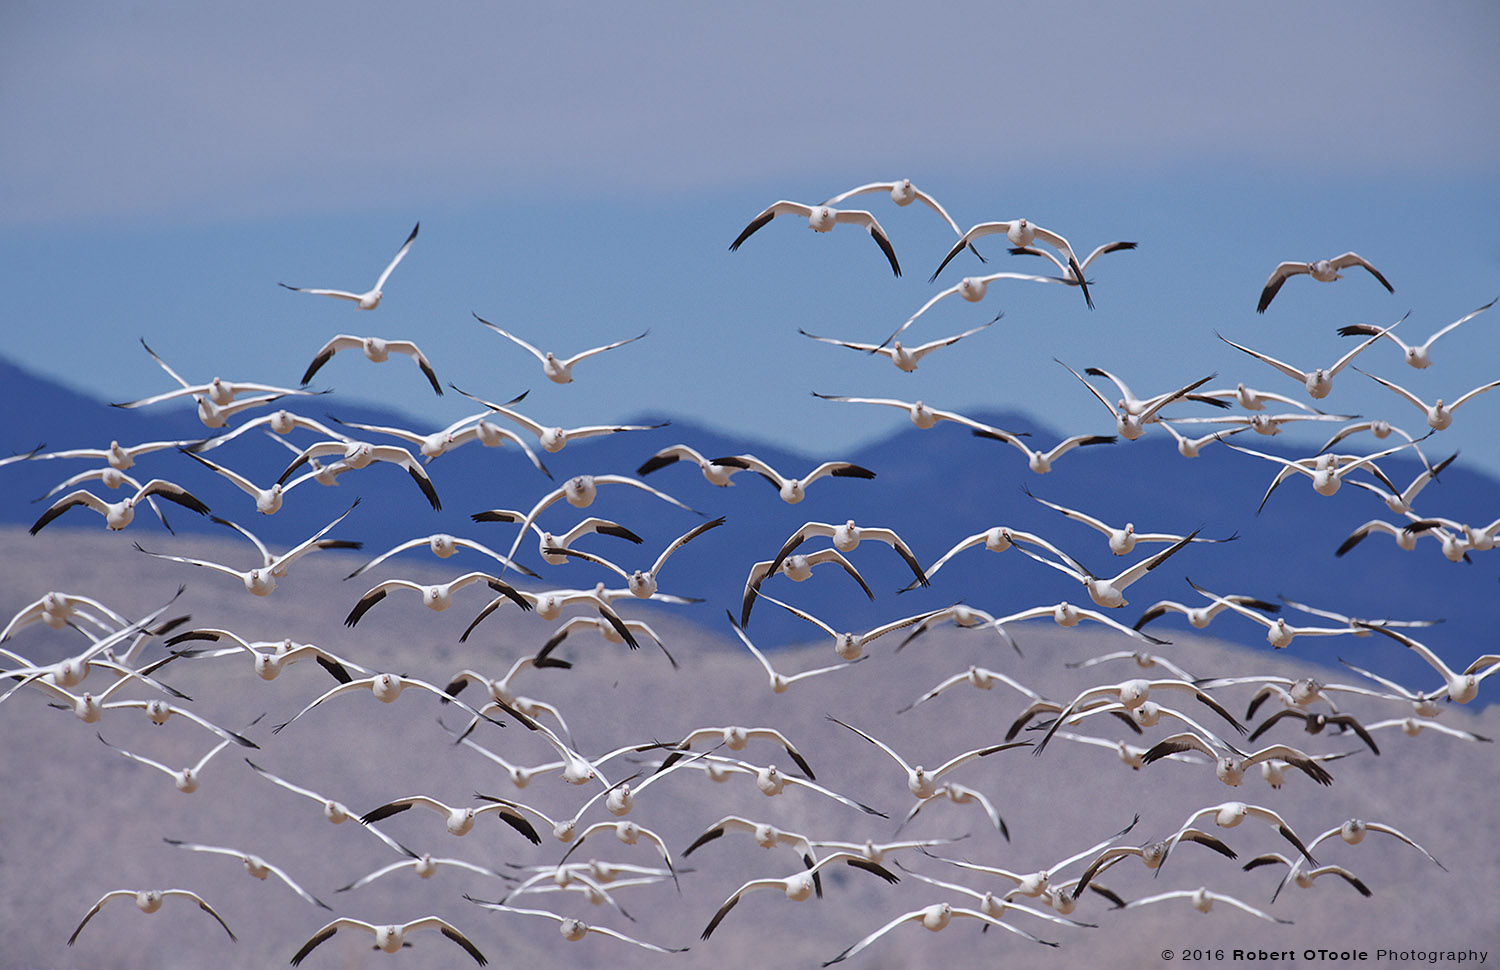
[898,665,1044,715]
[636,443,751,486]
[907,525,1068,587]
[1257,251,1393,313]
[97,732,235,793]
[730,199,901,276]
[1184,579,1356,648]
[68,889,236,946]
[1009,239,1137,300]
[271,672,503,735]
[798,317,997,372]
[739,547,873,628]
[359,793,543,844]
[493,473,696,577]
[1339,449,1455,514]
[1362,624,1499,704]
[822,901,1055,966]
[343,571,532,626]
[1218,437,1415,512]
[134,502,361,597]
[162,838,329,908]
[337,853,510,893]
[1132,593,1281,634]
[473,313,648,384]
[1356,367,1500,431]
[275,438,441,508]
[1123,886,1291,923]
[242,758,413,854]
[1033,677,1242,754]
[1057,359,1217,440]
[1012,529,1202,609]
[470,507,643,566]
[706,452,876,504]
[1025,485,1231,556]
[289,915,487,965]
[346,532,539,580]
[1216,323,1395,399]
[700,851,899,940]
[278,221,419,310]
[463,900,687,952]
[826,714,1027,799]
[971,426,1117,473]
[1141,730,1334,787]
[765,518,927,588]
[29,479,209,534]
[930,217,1086,291]
[1167,801,1317,865]
[1242,853,1371,896]
[1336,297,1494,368]
[878,269,1072,348]
[1247,708,1381,755]
[27,436,203,471]
[543,516,724,598]
[297,334,438,395]
[164,628,366,683]
[768,596,966,662]
[452,383,667,453]
[1070,831,1237,898]
[820,178,972,243]
[184,408,350,454]
[725,611,864,694]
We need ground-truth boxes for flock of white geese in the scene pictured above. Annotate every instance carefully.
[4,180,1497,966]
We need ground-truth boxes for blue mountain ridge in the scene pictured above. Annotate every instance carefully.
[3,355,1494,701]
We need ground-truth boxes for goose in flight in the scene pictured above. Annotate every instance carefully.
[1362,624,1499,705]
[541,517,724,599]
[68,889,236,946]
[930,217,1089,297]
[279,221,419,310]
[1141,730,1335,787]
[184,408,350,454]
[1241,853,1371,897]
[1356,367,1500,432]
[706,453,875,504]
[289,915,487,966]
[463,900,688,953]
[343,571,533,626]
[164,627,366,683]
[822,901,1056,966]
[346,532,539,580]
[134,502,361,597]
[1010,239,1137,302]
[725,611,863,694]
[827,714,1028,799]
[1122,886,1291,923]
[878,270,1072,348]
[700,851,900,941]
[452,384,667,453]
[359,793,543,844]
[1012,529,1202,609]
[97,732,236,793]
[1058,359,1218,440]
[1337,297,1494,368]
[30,479,209,535]
[1185,578,1356,648]
[242,758,414,855]
[820,178,973,245]
[730,199,901,276]
[473,313,648,384]
[636,443,753,487]
[161,839,329,909]
[275,438,442,509]
[300,334,442,395]
[1025,485,1231,557]
[1216,323,1395,400]
[765,518,927,588]
[756,593,951,661]
[1257,251,1393,313]
[798,317,997,372]
[740,547,873,627]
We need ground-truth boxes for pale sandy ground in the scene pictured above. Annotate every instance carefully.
[3,526,1496,970]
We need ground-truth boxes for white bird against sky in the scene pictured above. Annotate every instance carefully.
[67,889,236,947]
[1337,297,1495,368]
[300,334,443,395]
[729,199,902,277]
[1257,251,1394,313]
[1215,322,1397,400]
[278,221,419,310]
[473,312,648,384]
[798,317,997,373]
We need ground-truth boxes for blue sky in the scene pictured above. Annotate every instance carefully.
[2,1,1498,476]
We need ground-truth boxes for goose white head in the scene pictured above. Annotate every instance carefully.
[889,179,916,204]
[957,278,989,302]
[564,476,597,507]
